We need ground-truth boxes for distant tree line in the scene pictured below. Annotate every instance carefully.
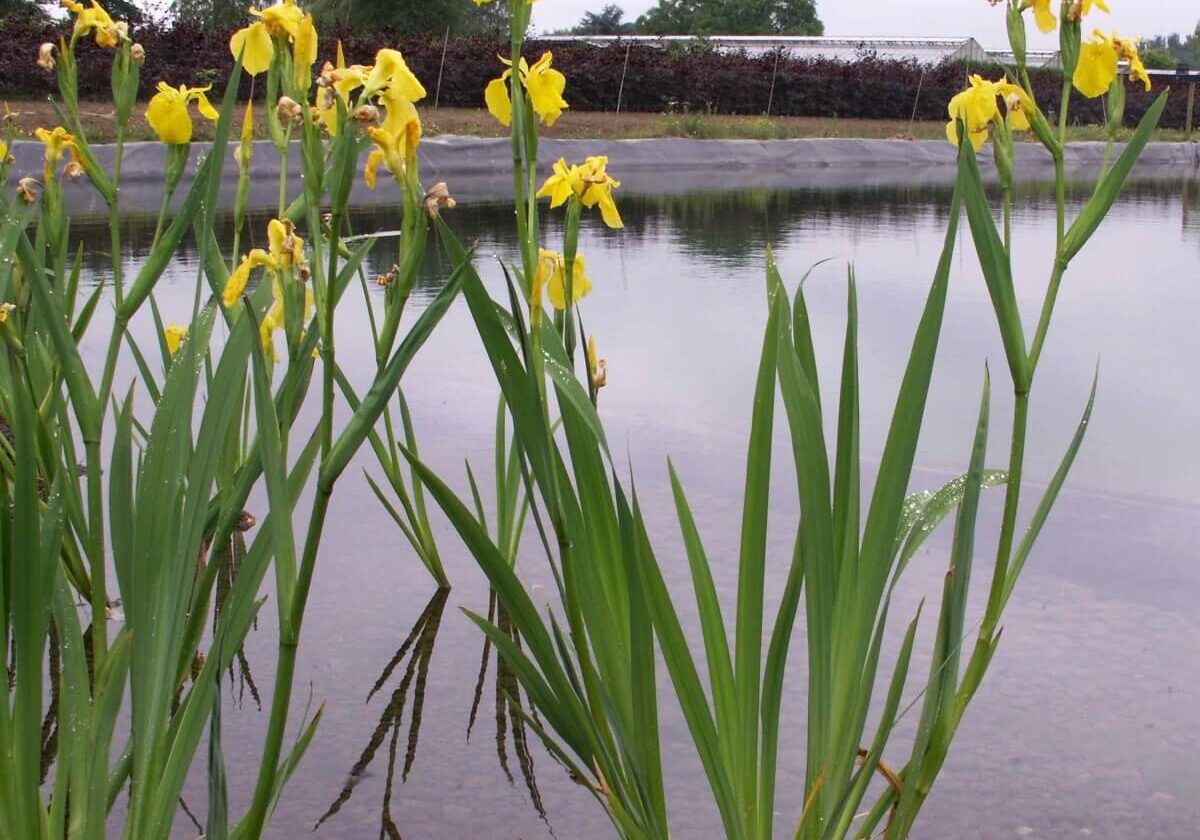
[1140,23,1200,70]
[0,0,822,37]
[563,1,823,36]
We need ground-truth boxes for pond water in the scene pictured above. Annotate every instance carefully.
[75,170,1200,839]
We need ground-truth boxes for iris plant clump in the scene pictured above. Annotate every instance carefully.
[0,0,1166,838]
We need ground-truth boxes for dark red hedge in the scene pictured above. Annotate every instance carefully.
[0,19,1188,129]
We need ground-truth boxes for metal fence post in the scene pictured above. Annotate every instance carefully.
[434,26,450,110]
[616,41,632,115]
[1185,67,1195,141]
[766,48,782,117]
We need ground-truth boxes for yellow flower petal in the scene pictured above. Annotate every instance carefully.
[293,13,318,89]
[547,253,592,310]
[146,85,192,145]
[164,324,188,356]
[1073,32,1118,98]
[366,48,426,100]
[223,253,256,307]
[195,90,219,122]
[485,76,512,127]
[1031,0,1056,33]
[254,0,305,38]
[379,87,422,152]
[364,148,384,190]
[230,22,273,77]
[524,52,568,126]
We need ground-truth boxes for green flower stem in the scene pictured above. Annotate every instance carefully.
[1098,135,1115,183]
[508,0,538,288]
[323,209,342,456]
[109,127,126,308]
[278,123,293,218]
[561,199,582,362]
[1001,185,1013,255]
[242,473,333,839]
[980,390,1028,639]
[1027,256,1066,375]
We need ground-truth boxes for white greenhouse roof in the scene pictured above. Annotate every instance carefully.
[987,48,1063,69]
[534,35,993,65]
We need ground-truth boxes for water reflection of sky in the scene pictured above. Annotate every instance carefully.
[73,174,1199,840]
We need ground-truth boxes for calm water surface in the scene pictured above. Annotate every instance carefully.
[78,172,1200,839]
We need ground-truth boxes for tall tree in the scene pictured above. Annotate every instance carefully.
[571,4,636,36]
[1142,23,1200,68]
[0,0,49,23]
[311,0,507,36]
[637,0,823,36]
[172,0,245,30]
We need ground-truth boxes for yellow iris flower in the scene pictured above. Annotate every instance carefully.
[998,82,1033,131]
[229,0,317,82]
[364,118,420,189]
[945,75,999,151]
[258,280,314,363]
[587,335,607,389]
[360,48,427,188]
[146,82,218,145]
[945,76,1034,150]
[534,249,594,310]
[222,218,306,308]
[364,48,427,101]
[1026,0,1107,32]
[34,126,86,183]
[253,0,305,36]
[62,0,122,48]
[315,42,374,136]
[1076,0,1110,19]
[164,324,189,356]
[536,156,624,229]
[1074,30,1151,98]
[486,52,569,127]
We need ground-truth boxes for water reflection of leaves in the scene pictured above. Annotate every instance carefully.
[313,588,449,836]
[467,590,550,830]
[213,528,261,709]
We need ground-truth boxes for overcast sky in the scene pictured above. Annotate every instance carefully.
[531,1,1200,47]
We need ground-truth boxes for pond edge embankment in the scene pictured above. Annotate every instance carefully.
[9,135,1199,185]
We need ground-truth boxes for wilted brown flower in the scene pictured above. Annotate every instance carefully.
[424,181,457,217]
[37,43,56,71]
[17,177,38,204]
[276,95,303,124]
[353,104,380,124]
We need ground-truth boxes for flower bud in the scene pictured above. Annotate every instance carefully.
[131,43,145,65]
[276,96,303,125]
[1106,76,1126,136]
[376,264,400,288]
[37,43,56,71]
[114,21,129,40]
[1005,3,1027,69]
